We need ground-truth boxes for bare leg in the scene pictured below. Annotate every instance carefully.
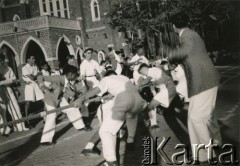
[146,99,161,112]
[24,101,32,128]
[89,130,101,145]
[0,104,11,135]
[25,101,30,117]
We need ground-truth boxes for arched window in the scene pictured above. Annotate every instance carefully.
[13,15,20,22]
[91,0,100,22]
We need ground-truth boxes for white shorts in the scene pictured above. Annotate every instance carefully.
[97,100,125,135]
[153,81,176,108]
[97,100,139,136]
[24,82,44,102]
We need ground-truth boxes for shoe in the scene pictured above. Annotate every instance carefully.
[106,161,118,166]
[80,147,101,157]
[78,126,92,132]
[40,141,56,146]
[149,124,159,129]
[25,122,33,129]
[2,134,9,137]
[149,125,160,132]
[19,127,30,132]
[23,128,30,131]
[85,125,92,131]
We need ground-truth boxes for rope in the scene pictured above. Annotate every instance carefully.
[0,104,73,129]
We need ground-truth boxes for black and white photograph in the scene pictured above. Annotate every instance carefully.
[0,0,239,165]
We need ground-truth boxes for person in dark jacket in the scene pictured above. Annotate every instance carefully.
[168,12,221,163]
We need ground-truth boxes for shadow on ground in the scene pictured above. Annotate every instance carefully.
[0,133,41,166]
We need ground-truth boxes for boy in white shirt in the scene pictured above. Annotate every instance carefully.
[138,64,177,114]
[40,61,51,88]
[128,48,158,128]
[80,48,103,90]
[22,55,44,127]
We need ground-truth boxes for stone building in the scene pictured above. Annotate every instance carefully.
[0,0,127,78]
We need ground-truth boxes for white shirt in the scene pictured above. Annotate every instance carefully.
[41,69,50,76]
[41,69,51,87]
[63,76,69,92]
[22,63,39,83]
[3,67,16,80]
[147,67,171,89]
[115,54,121,63]
[97,75,138,97]
[51,70,61,76]
[0,67,16,86]
[115,63,122,75]
[129,54,149,71]
[80,59,102,77]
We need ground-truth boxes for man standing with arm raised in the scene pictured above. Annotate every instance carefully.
[168,12,221,164]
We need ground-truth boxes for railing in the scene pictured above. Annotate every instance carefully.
[0,16,81,35]
[48,17,80,30]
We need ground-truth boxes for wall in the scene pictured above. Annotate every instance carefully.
[80,0,128,53]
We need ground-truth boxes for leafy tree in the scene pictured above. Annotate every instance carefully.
[107,0,239,57]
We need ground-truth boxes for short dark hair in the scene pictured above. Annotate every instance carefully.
[115,50,122,55]
[41,61,48,67]
[100,60,106,66]
[104,70,117,77]
[132,45,143,54]
[138,63,149,73]
[84,47,94,54]
[26,55,35,60]
[171,12,189,29]
[161,60,168,65]
[63,65,78,75]
[83,48,94,59]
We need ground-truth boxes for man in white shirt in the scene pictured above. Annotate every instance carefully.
[80,48,103,90]
[138,64,177,112]
[22,55,44,123]
[38,65,91,145]
[107,50,123,75]
[128,47,149,85]
[73,70,146,165]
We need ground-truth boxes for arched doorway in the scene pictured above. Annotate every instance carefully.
[0,44,18,78]
[56,35,75,69]
[24,41,46,69]
[21,37,47,70]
